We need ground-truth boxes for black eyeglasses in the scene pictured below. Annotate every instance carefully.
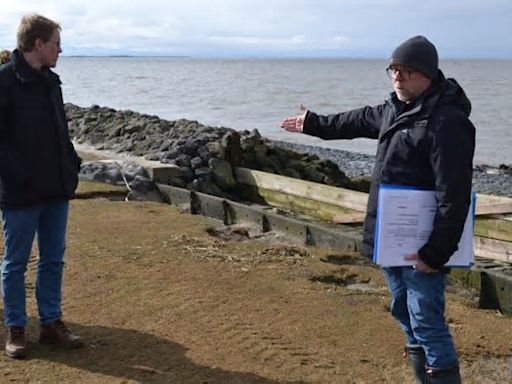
[386,66,415,80]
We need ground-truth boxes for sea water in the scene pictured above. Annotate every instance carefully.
[57,57,512,166]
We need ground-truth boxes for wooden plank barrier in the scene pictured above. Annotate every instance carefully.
[234,167,512,264]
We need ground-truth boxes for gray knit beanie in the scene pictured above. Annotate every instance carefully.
[390,36,438,79]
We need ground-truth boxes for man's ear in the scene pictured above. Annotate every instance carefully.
[33,38,44,50]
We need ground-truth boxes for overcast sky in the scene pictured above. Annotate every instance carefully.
[0,0,511,58]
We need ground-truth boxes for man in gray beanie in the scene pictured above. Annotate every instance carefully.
[281,35,474,383]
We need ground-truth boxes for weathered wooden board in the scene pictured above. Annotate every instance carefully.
[235,167,368,212]
[237,185,355,222]
[475,217,512,242]
[474,237,512,263]
[332,213,367,224]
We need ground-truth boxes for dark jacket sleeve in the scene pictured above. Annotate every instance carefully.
[302,104,386,140]
[418,110,475,269]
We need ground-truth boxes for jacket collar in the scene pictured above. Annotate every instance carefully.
[387,70,447,117]
[11,49,61,85]
[380,79,444,140]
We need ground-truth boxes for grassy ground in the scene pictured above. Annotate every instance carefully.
[0,183,511,383]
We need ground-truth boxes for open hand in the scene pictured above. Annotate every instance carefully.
[280,103,307,133]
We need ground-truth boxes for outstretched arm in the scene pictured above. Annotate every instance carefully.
[281,103,386,140]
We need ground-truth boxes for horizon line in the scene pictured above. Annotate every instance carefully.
[59,54,512,61]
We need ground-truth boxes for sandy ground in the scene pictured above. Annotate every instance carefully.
[0,195,511,384]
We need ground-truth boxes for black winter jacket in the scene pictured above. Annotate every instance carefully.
[0,49,81,208]
[303,71,475,269]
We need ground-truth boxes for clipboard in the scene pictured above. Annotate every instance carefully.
[373,184,475,267]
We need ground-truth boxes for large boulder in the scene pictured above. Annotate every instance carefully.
[209,158,236,190]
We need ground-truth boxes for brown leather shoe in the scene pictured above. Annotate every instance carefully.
[39,320,85,349]
[5,326,27,359]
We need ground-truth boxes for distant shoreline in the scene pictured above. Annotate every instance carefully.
[58,56,512,61]
[61,55,192,59]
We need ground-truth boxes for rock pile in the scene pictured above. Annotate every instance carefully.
[78,160,162,201]
[66,104,360,198]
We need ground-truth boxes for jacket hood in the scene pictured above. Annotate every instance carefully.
[387,69,472,119]
[435,70,472,117]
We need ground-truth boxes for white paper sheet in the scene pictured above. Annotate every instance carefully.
[374,185,474,267]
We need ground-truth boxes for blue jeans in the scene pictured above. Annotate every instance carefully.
[382,267,458,370]
[1,202,69,327]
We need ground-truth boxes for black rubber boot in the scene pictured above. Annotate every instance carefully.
[404,345,426,384]
[425,364,461,384]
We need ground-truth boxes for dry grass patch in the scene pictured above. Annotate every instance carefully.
[0,194,510,383]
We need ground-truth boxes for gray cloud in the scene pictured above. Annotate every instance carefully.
[0,0,510,58]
